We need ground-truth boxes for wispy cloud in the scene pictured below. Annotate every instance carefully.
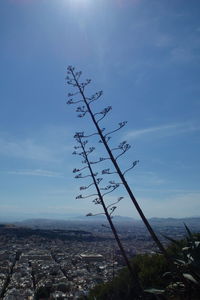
[0,126,73,162]
[125,122,200,140]
[170,47,198,63]
[0,136,58,162]
[155,34,173,48]
[128,171,166,187]
[9,0,34,4]
[7,169,62,178]
[139,192,200,218]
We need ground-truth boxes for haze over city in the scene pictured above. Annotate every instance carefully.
[0,0,200,221]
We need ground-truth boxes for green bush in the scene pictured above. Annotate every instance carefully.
[87,229,200,300]
[87,254,168,300]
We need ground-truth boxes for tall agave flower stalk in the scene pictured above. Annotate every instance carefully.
[66,66,170,261]
[73,132,144,298]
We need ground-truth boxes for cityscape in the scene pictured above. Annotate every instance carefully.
[0,217,200,299]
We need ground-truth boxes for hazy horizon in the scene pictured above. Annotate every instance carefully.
[1,212,200,224]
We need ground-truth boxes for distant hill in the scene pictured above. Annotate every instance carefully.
[0,223,16,228]
[14,216,200,230]
[149,217,200,227]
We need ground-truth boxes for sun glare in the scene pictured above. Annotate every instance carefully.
[62,0,92,12]
[68,0,90,4]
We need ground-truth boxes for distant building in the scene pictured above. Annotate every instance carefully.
[79,254,103,262]
[20,251,52,262]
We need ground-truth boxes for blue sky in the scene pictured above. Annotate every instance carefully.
[0,0,200,221]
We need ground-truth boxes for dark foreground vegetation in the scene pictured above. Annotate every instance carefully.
[86,230,200,300]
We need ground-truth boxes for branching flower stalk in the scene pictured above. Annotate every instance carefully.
[66,66,170,261]
[74,132,143,297]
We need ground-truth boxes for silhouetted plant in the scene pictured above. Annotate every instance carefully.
[66,66,169,262]
[73,132,144,298]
